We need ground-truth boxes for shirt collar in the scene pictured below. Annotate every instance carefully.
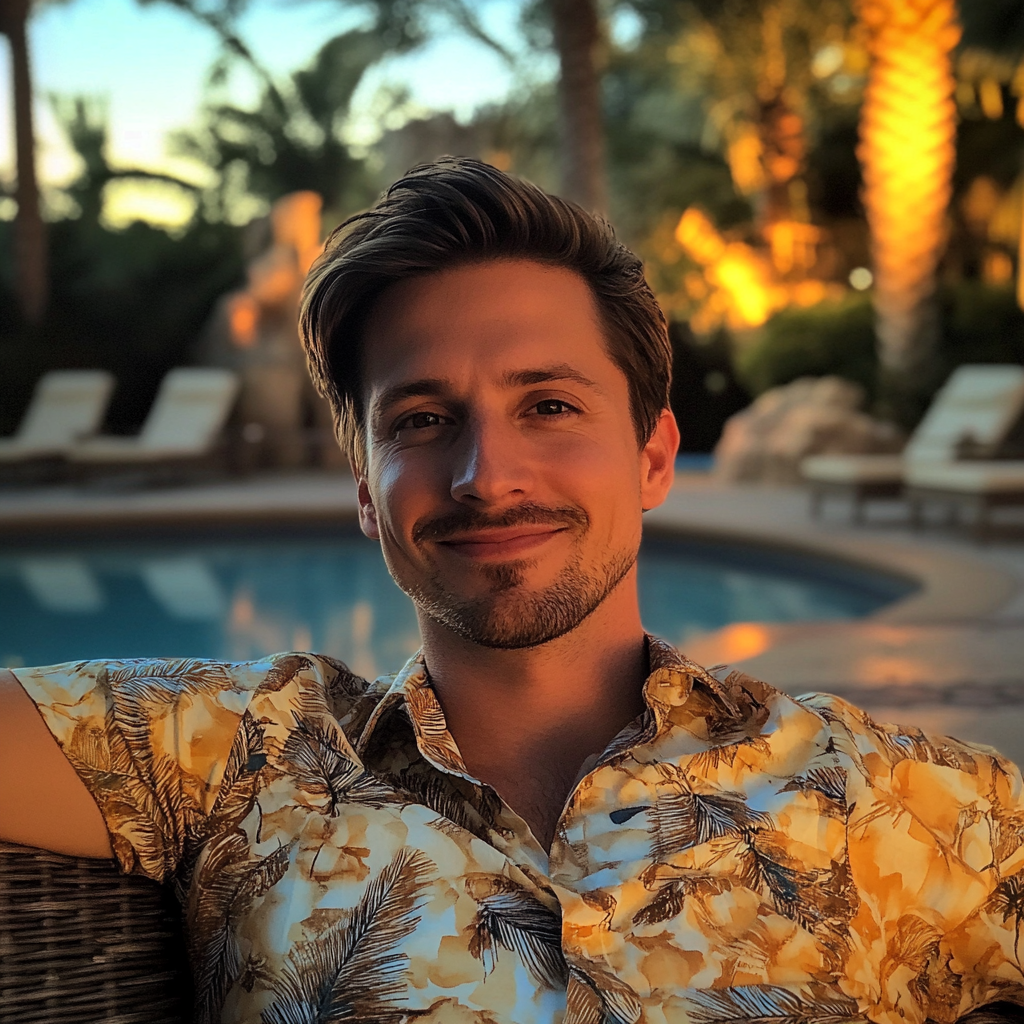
[354,634,711,776]
[355,651,480,783]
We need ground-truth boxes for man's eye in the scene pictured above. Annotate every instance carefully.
[395,411,446,431]
[534,399,575,416]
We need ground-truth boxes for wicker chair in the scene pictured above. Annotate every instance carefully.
[0,839,1021,1023]
[0,842,191,1024]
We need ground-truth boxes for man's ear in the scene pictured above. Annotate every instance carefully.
[639,408,680,512]
[356,477,380,540]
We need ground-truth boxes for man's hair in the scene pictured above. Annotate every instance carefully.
[300,156,672,475]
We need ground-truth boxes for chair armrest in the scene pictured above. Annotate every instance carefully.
[0,841,192,1023]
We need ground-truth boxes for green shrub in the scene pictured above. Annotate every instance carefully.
[938,282,1024,368]
[733,284,1024,426]
[735,293,877,400]
[0,217,245,436]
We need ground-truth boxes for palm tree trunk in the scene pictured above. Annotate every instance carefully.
[1,0,47,325]
[549,0,607,213]
[856,0,960,422]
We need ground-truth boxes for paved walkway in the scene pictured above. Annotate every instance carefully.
[651,475,1024,764]
[2,470,1023,764]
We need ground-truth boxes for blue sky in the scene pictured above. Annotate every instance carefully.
[0,0,538,223]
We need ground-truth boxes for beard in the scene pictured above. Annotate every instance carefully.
[387,502,639,650]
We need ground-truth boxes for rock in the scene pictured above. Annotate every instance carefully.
[195,191,346,470]
[713,376,903,483]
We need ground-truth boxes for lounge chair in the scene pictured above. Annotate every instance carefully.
[0,841,191,1023]
[0,370,115,462]
[66,367,240,478]
[800,364,1024,522]
[904,459,1024,538]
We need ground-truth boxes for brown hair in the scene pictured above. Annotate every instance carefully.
[300,156,672,475]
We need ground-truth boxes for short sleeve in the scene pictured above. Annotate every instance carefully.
[15,656,272,881]
[942,748,1024,1014]
[809,693,1024,1019]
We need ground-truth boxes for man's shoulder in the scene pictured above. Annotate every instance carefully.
[792,689,1021,786]
[16,650,381,720]
[670,651,1020,790]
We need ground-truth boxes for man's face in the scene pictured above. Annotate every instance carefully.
[356,259,677,649]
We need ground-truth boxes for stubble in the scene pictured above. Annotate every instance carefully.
[393,502,639,649]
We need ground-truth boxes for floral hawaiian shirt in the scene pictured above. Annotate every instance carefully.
[14,638,1024,1024]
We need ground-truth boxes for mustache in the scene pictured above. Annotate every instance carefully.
[412,502,590,545]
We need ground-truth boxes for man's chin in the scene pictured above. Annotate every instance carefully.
[401,544,638,651]
[427,603,583,650]
[418,573,616,650]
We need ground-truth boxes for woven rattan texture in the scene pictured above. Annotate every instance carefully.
[0,842,191,1024]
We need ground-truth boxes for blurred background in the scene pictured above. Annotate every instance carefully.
[5,0,1024,765]
[4,0,1024,455]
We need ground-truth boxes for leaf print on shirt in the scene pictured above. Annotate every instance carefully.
[104,658,240,738]
[280,714,395,816]
[987,870,1024,970]
[877,914,942,1010]
[779,766,848,807]
[686,985,864,1023]
[259,654,314,693]
[393,768,494,842]
[209,710,267,834]
[649,772,771,860]
[261,848,434,1024]
[701,670,773,742]
[63,707,179,875]
[736,831,829,930]
[873,722,981,775]
[566,966,643,1024]
[190,833,296,1023]
[632,870,730,927]
[466,873,568,989]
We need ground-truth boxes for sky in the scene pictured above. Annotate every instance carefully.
[0,0,538,226]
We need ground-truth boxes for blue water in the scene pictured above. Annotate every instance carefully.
[0,526,915,675]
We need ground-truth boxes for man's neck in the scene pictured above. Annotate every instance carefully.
[417,580,649,850]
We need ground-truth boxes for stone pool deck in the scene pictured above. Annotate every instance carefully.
[2,470,1023,764]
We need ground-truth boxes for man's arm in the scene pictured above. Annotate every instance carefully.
[0,667,114,859]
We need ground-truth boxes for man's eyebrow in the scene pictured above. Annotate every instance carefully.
[500,364,605,393]
[372,379,454,423]
[370,364,605,428]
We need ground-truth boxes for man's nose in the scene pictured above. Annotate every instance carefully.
[450,414,531,504]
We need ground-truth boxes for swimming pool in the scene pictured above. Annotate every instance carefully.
[0,526,916,675]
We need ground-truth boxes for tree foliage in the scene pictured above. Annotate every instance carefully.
[172,29,390,223]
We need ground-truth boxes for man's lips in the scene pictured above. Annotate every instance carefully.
[435,525,567,558]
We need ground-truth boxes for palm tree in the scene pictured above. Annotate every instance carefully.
[855,0,961,422]
[654,0,853,236]
[0,0,47,325]
[549,0,607,212]
[174,29,386,223]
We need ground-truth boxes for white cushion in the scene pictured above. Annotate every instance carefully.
[800,454,905,484]
[906,460,1024,494]
[67,368,239,462]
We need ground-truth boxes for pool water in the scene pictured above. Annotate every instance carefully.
[0,527,915,676]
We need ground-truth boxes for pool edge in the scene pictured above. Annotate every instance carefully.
[0,472,1014,624]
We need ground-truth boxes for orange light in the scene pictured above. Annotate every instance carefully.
[711,246,779,328]
[726,129,767,195]
[230,592,255,628]
[853,654,929,685]
[684,622,774,666]
[674,208,726,264]
[227,293,259,348]
[674,208,784,329]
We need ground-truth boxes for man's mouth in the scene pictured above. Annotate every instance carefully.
[436,525,567,560]
[412,502,590,559]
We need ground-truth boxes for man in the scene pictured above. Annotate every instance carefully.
[1,158,1022,1024]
